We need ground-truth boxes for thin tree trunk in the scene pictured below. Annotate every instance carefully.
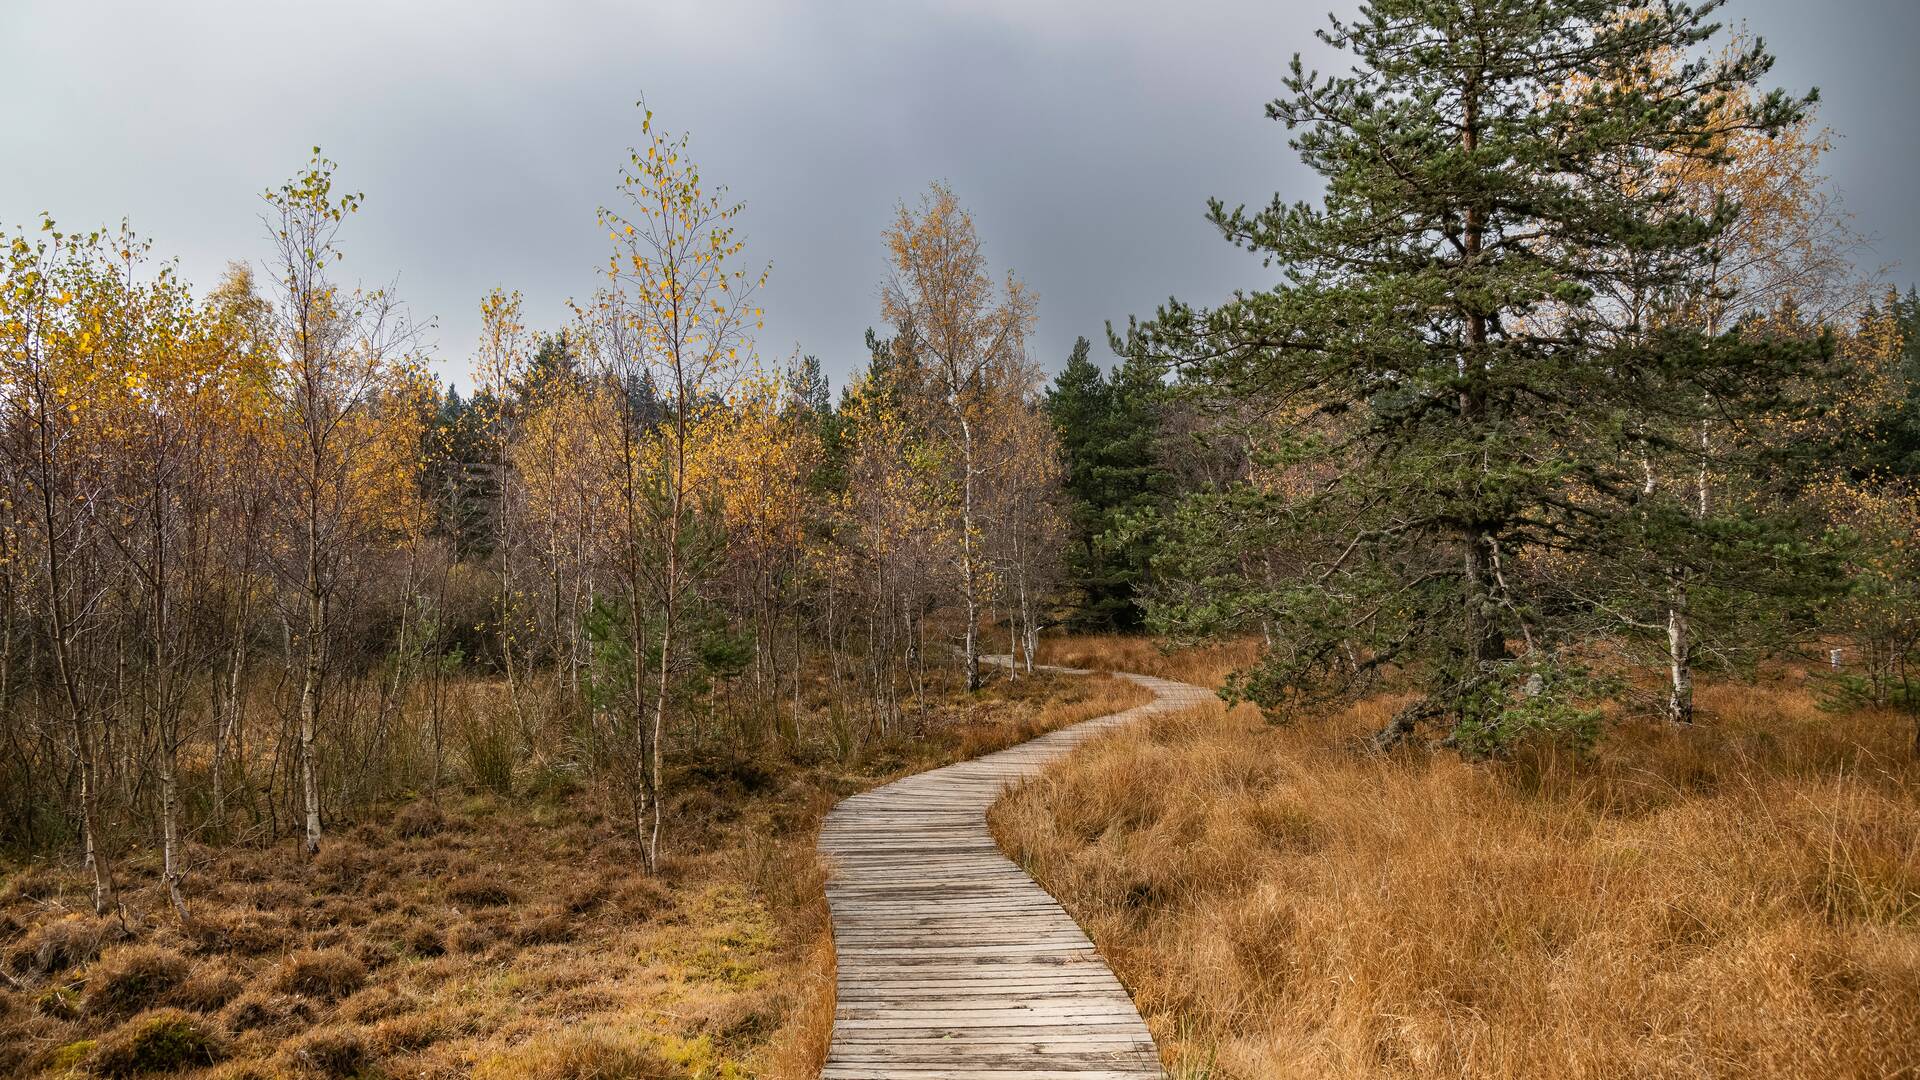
[1007,597,1018,681]
[158,747,188,919]
[790,607,803,738]
[646,409,686,875]
[153,491,187,920]
[1016,544,1036,675]
[32,380,120,919]
[210,632,240,838]
[1666,589,1694,724]
[958,411,981,691]
[75,725,118,918]
[1463,534,1508,664]
[1458,82,1507,671]
[298,574,324,856]
[1021,587,1038,675]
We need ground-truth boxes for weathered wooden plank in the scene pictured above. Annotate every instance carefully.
[818,657,1212,1078]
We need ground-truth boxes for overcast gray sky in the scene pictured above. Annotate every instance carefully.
[4,0,1915,391]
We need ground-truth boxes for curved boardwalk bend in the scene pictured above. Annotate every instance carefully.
[817,661,1210,1079]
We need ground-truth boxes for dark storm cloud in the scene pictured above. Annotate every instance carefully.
[3,0,1914,390]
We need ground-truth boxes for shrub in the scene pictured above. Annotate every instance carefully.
[89,1009,222,1077]
[289,1025,369,1078]
[561,876,608,914]
[274,949,366,1001]
[347,821,388,845]
[215,851,276,885]
[316,897,373,929]
[84,946,189,1020]
[2,866,67,904]
[459,709,517,796]
[45,1039,96,1072]
[336,986,410,1026]
[523,762,583,803]
[610,875,670,918]
[246,881,305,911]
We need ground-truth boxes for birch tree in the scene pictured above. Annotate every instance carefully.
[1637,73,1864,722]
[262,153,424,854]
[472,288,534,715]
[93,245,272,917]
[880,184,1035,691]
[980,355,1063,674]
[0,221,133,915]
[595,106,764,871]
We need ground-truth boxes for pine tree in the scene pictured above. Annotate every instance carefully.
[1864,290,1920,480]
[1045,338,1113,625]
[1045,337,1169,630]
[1102,344,1172,623]
[1123,0,1845,749]
[524,331,581,396]
[786,354,832,417]
[421,384,495,558]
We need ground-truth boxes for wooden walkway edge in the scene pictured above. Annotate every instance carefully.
[817,658,1211,1079]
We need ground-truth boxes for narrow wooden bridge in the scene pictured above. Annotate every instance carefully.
[817,662,1210,1079]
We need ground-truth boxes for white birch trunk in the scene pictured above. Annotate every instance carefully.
[1667,599,1694,724]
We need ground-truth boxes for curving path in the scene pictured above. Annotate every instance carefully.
[817,658,1211,1079]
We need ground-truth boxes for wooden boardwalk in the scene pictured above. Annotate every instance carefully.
[817,661,1210,1079]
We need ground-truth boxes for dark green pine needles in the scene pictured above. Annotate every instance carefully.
[1123,0,1850,751]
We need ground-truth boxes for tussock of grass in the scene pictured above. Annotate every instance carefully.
[8,914,119,980]
[89,1008,222,1077]
[993,670,1920,1078]
[443,877,517,908]
[391,802,445,839]
[288,1024,370,1077]
[83,946,189,1020]
[169,965,243,1014]
[219,990,313,1035]
[273,950,366,1002]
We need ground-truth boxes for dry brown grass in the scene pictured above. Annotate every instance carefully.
[1037,633,1263,690]
[994,654,1920,1079]
[948,673,1154,760]
[81,947,190,1021]
[0,664,1137,1079]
